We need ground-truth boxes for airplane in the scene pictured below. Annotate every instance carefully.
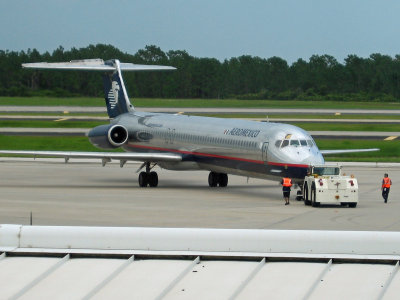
[0,59,379,189]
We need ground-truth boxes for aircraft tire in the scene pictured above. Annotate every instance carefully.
[138,172,148,187]
[148,171,158,187]
[208,172,218,187]
[218,173,228,187]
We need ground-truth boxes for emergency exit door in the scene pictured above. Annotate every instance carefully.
[262,142,269,162]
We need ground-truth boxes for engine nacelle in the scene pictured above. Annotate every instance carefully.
[88,124,129,149]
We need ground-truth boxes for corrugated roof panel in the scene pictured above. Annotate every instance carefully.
[165,260,259,300]
[237,262,326,300]
[310,264,392,300]
[92,259,192,299]
[0,257,60,299]
[19,258,124,300]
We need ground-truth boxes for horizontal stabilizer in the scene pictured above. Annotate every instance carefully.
[321,148,380,155]
[22,59,176,72]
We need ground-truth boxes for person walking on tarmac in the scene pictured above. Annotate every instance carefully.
[382,173,392,203]
[281,176,293,205]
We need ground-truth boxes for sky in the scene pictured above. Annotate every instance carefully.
[1,0,400,64]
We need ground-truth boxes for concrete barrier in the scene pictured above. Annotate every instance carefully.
[1,224,400,257]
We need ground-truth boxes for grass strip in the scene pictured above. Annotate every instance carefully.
[1,119,398,131]
[0,136,397,162]
[1,97,399,110]
[316,139,400,162]
[192,113,400,120]
[0,120,106,128]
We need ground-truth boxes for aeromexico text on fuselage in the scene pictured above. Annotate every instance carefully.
[103,111,324,181]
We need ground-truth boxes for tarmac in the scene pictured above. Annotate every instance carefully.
[0,158,398,231]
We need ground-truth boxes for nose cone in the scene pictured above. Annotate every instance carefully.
[301,151,325,165]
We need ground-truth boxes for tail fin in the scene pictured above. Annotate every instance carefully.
[102,60,133,118]
[22,59,176,118]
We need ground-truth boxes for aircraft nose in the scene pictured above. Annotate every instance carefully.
[302,152,324,165]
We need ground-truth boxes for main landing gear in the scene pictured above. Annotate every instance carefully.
[208,172,228,187]
[138,162,158,187]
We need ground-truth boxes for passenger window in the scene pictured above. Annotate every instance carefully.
[300,140,307,146]
[290,140,300,146]
[281,140,289,147]
[275,140,282,148]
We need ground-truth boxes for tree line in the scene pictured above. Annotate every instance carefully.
[1,44,400,102]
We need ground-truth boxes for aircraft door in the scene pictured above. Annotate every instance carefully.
[262,142,269,162]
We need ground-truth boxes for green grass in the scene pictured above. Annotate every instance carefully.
[0,112,108,117]
[1,97,400,109]
[1,119,398,132]
[0,120,106,128]
[193,113,400,120]
[0,135,397,162]
[0,97,104,107]
[292,123,400,132]
[316,139,400,162]
[0,135,102,151]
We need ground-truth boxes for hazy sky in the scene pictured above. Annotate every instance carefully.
[1,0,399,63]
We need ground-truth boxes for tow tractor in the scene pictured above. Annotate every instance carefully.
[301,165,358,207]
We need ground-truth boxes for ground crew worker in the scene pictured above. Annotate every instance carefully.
[281,177,293,205]
[382,173,392,203]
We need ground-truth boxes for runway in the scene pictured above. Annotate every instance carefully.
[0,159,398,231]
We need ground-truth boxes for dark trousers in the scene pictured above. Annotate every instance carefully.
[382,188,390,203]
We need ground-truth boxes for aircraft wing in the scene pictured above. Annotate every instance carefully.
[320,148,379,155]
[0,150,182,164]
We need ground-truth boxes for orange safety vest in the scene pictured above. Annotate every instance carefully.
[382,177,391,188]
[282,178,292,187]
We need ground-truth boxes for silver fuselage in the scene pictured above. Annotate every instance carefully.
[114,111,324,183]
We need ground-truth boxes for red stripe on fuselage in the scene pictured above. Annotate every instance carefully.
[127,144,309,169]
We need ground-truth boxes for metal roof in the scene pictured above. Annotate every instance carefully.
[1,224,400,299]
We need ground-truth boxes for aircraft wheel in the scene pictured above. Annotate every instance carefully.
[208,172,218,187]
[148,171,158,187]
[218,173,228,187]
[138,172,148,187]
[148,172,158,187]
[296,190,303,201]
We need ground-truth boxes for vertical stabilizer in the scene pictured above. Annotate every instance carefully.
[103,60,134,118]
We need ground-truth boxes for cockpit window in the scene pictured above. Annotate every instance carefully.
[281,140,289,147]
[278,137,314,149]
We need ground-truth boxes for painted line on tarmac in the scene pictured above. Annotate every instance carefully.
[55,117,70,122]
[384,136,398,141]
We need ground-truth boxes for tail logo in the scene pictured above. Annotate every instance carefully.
[108,81,120,109]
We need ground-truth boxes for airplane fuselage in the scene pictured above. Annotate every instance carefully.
[113,111,325,183]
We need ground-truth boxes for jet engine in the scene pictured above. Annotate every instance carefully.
[88,124,128,149]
